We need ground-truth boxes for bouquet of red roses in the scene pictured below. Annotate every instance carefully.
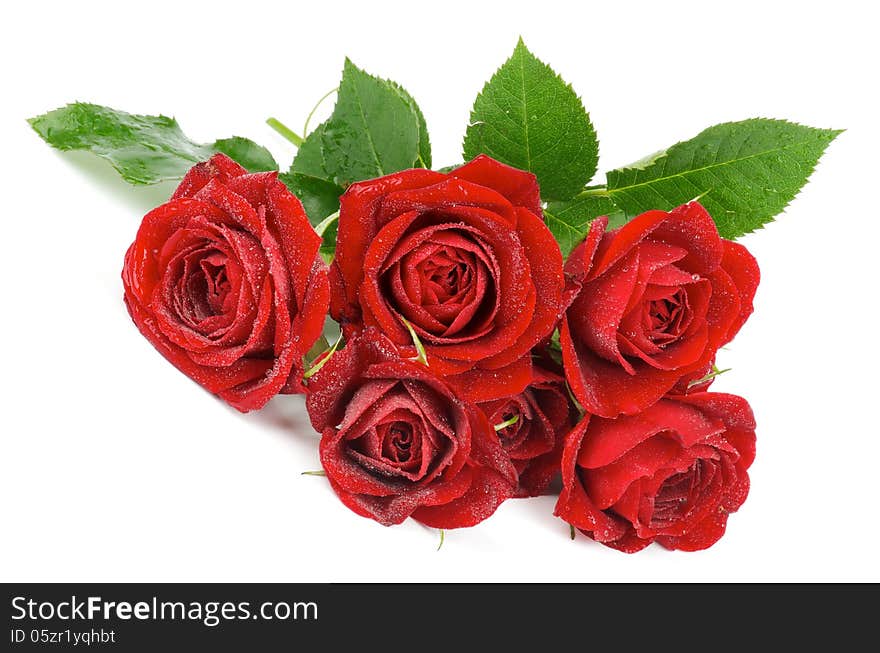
[31,40,838,552]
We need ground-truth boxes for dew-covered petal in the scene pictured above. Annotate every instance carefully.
[450,153,542,217]
[719,239,760,344]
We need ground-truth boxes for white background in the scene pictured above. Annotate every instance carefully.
[2,0,877,582]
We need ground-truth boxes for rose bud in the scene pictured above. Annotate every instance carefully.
[478,360,577,497]
[122,154,330,412]
[306,328,517,529]
[555,392,756,552]
[329,154,564,402]
[561,202,759,417]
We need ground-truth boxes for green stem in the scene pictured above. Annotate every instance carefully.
[266,117,304,147]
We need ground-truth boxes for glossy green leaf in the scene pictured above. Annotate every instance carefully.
[463,38,598,200]
[279,171,342,225]
[391,81,432,168]
[283,120,345,255]
[605,119,842,239]
[29,102,276,184]
[544,193,622,258]
[320,59,425,187]
[212,136,277,172]
[290,121,333,180]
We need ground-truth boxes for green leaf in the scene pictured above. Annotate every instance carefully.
[212,137,277,172]
[287,61,430,258]
[282,120,345,255]
[391,81,432,168]
[282,121,344,258]
[279,171,342,224]
[321,59,424,187]
[28,102,276,184]
[605,119,842,239]
[284,121,344,219]
[544,193,620,257]
[290,121,333,180]
[463,38,598,200]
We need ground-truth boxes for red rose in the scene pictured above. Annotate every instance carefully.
[329,155,564,402]
[561,202,759,417]
[306,329,517,528]
[122,154,330,412]
[477,361,576,497]
[555,392,756,552]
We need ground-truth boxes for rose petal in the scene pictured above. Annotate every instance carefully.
[587,210,669,280]
[123,293,274,397]
[443,355,533,403]
[562,319,710,418]
[171,153,247,200]
[306,328,402,431]
[564,216,608,287]
[450,154,542,216]
[282,260,331,393]
[582,437,684,510]
[411,465,512,529]
[656,506,731,551]
[567,249,640,372]
[323,457,474,526]
[481,207,564,370]
[229,172,323,304]
[378,176,518,227]
[554,417,629,541]
[719,240,760,344]
[575,399,724,468]
[652,202,724,275]
[332,169,446,322]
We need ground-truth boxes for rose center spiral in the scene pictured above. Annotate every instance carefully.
[200,258,232,315]
[644,287,689,346]
[381,421,415,463]
[385,229,499,341]
[649,460,705,528]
